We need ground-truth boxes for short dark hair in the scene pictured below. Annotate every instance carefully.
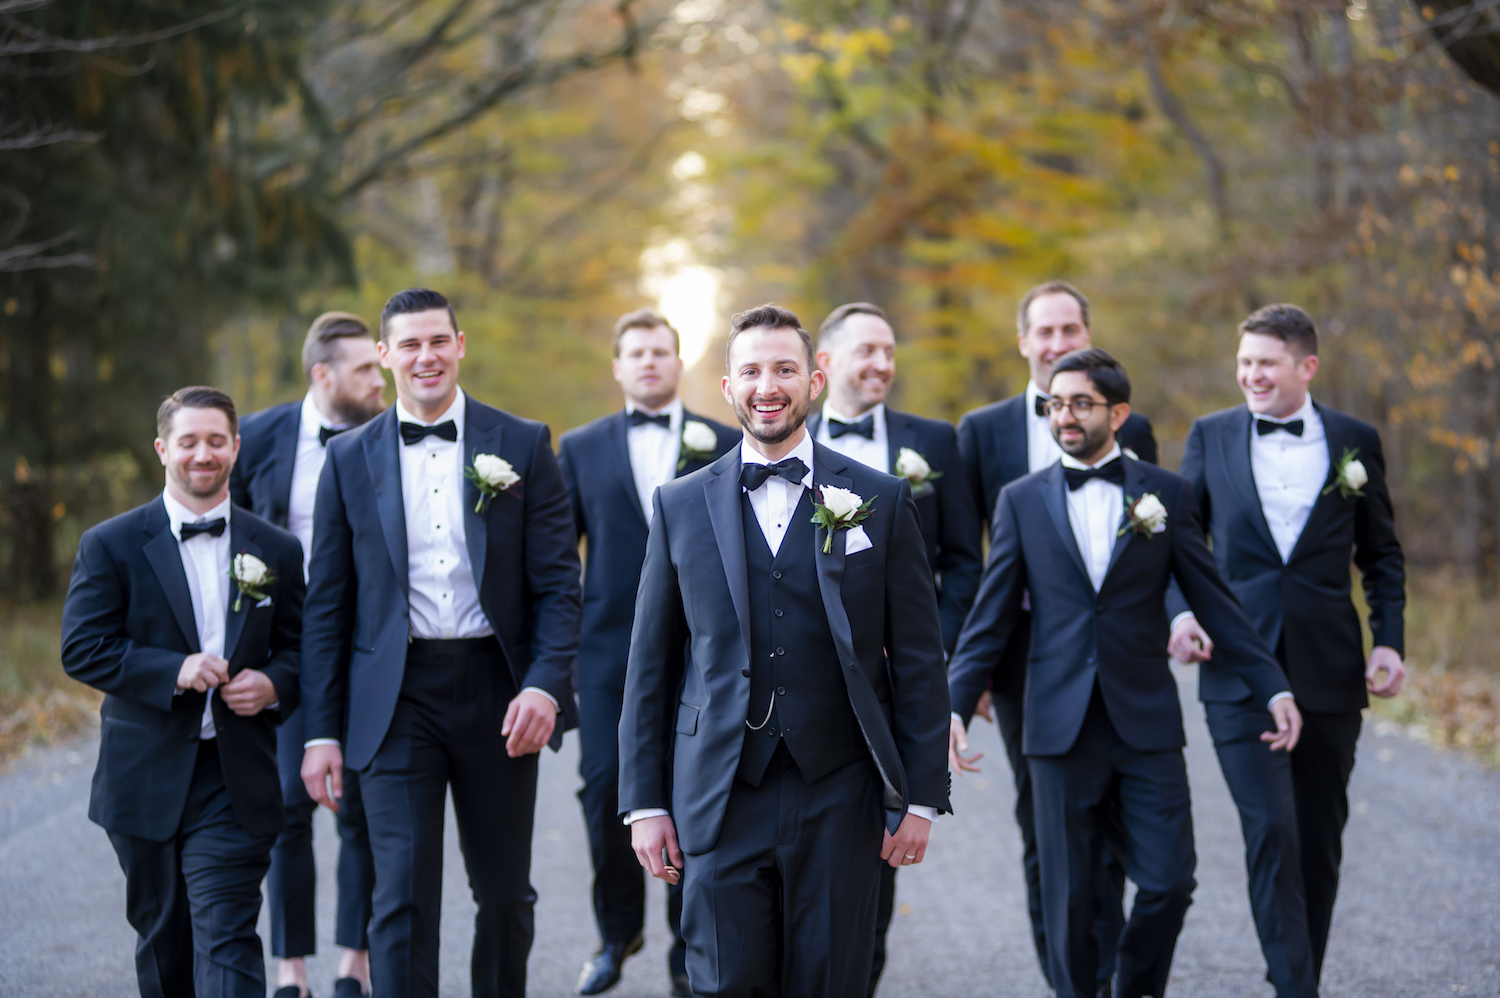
[157,386,238,440]
[817,301,889,350]
[612,308,680,357]
[1049,347,1130,406]
[302,311,372,382]
[1239,303,1319,358]
[1017,280,1090,336]
[379,287,457,340]
[726,303,814,372]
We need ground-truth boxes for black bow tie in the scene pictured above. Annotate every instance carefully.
[1064,458,1126,491]
[629,410,671,430]
[318,425,349,446]
[739,457,809,492]
[1256,418,1305,437]
[400,420,458,446]
[179,518,226,541]
[827,414,875,440]
[1034,394,1050,418]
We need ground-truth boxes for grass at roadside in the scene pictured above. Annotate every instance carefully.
[0,601,100,765]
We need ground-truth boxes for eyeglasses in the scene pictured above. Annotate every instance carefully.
[1043,397,1109,419]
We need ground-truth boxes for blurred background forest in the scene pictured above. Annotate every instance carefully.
[1,0,1498,760]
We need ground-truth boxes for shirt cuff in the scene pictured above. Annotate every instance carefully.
[304,738,341,749]
[522,686,560,712]
[1170,611,1196,632]
[1268,692,1294,709]
[907,804,939,823]
[951,711,963,724]
[624,808,670,826]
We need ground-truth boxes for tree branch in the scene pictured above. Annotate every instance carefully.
[0,3,244,57]
[1142,32,1233,244]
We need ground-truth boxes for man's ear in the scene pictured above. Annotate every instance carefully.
[810,368,826,402]
[1109,402,1132,434]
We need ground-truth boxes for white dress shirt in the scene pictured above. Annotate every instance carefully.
[626,431,938,825]
[1251,397,1328,562]
[816,402,889,474]
[1059,444,1125,592]
[626,397,683,523]
[287,394,350,581]
[1026,381,1065,473]
[164,490,231,740]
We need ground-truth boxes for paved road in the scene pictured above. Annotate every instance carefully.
[1,667,1497,998]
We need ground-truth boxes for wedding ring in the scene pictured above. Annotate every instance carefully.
[903,853,916,860]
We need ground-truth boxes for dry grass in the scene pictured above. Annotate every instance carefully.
[0,601,100,765]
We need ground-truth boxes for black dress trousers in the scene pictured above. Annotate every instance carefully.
[359,637,541,998]
[1290,708,1363,980]
[107,738,277,998]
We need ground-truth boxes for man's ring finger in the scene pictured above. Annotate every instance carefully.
[903,853,916,860]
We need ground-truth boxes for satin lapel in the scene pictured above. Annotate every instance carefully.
[1042,464,1092,589]
[362,410,410,598]
[1286,403,1344,563]
[223,518,260,667]
[999,397,1030,484]
[270,409,299,521]
[704,455,751,664]
[463,408,503,594]
[142,504,199,653]
[612,410,650,524]
[1103,457,1146,582]
[1220,406,1280,558]
[885,410,919,474]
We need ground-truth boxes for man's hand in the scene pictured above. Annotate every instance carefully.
[1168,616,1214,664]
[501,690,558,757]
[1366,645,1406,698]
[219,668,277,716]
[630,815,684,884]
[949,715,984,776]
[301,743,344,813]
[973,689,994,723]
[176,653,229,693]
[1261,697,1303,752]
[880,813,932,868]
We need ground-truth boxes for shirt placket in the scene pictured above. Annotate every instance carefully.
[427,439,457,637]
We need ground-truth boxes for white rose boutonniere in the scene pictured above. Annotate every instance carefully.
[810,485,876,554]
[1119,492,1168,539]
[1323,448,1368,500]
[678,420,719,470]
[229,552,276,612]
[465,453,521,513]
[894,447,943,497]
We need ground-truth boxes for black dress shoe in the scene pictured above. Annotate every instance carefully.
[577,935,644,995]
[332,978,366,998]
[670,971,692,996]
[273,988,307,998]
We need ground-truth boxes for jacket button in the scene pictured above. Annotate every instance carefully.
[776,647,785,656]
[775,609,784,617]
[767,728,777,737]
[776,686,786,696]
[773,571,782,580]
[741,668,750,678]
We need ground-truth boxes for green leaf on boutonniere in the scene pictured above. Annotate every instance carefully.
[229,551,275,612]
[810,486,876,554]
[1322,447,1368,500]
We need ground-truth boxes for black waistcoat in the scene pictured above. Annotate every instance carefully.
[736,490,866,786]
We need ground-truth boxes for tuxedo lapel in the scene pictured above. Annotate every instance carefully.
[611,410,650,524]
[270,407,299,520]
[463,405,504,594]
[362,409,410,598]
[885,409,920,473]
[1221,406,1281,559]
[1042,464,1092,588]
[999,397,1030,484]
[1102,457,1146,582]
[704,452,751,664]
[223,517,260,667]
[142,502,200,653]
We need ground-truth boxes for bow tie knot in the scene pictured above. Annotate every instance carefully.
[318,425,349,446]
[1063,458,1126,491]
[738,457,809,492]
[1256,417,1305,437]
[179,517,226,541]
[629,410,672,430]
[400,419,458,446]
[827,414,875,440]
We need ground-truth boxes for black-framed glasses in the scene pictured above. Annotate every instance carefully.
[1044,397,1108,419]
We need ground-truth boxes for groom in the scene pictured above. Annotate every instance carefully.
[948,348,1301,998]
[620,304,952,997]
[299,288,582,998]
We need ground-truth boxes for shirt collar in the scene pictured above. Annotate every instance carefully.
[821,402,884,430]
[395,387,466,442]
[1059,441,1122,472]
[740,431,815,487]
[163,489,233,540]
[624,397,683,428]
[1255,395,1315,426]
[300,393,348,438]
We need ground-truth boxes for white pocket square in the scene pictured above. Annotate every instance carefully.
[255,596,273,608]
[844,524,873,555]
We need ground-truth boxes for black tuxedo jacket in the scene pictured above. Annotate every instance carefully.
[957,393,1159,525]
[1165,403,1405,713]
[558,407,738,693]
[948,457,1289,757]
[229,399,302,526]
[807,408,983,653]
[618,443,953,854]
[300,397,582,770]
[61,498,304,841]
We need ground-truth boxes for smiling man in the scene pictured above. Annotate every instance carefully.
[299,288,582,998]
[619,303,951,997]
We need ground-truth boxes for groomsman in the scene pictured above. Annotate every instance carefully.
[558,309,737,996]
[621,304,952,997]
[300,288,582,998]
[1167,304,1405,991]
[63,386,305,998]
[954,280,1155,989]
[808,301,982,995]
[949,348,1302,998]
[230,312,386,998]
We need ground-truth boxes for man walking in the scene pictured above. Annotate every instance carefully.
[299,288,582,998]
[808,301,982,994]
[230,311,386,998]
[63,386,305,998]
[621,304,952,997]
[1167,304,1405,992]
[559,308,738,996]
[949,349,1302,998]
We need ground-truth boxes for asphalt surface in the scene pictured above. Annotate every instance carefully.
[1,666,1496,998]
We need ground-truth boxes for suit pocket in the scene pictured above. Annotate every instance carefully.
[675,702,699,736]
